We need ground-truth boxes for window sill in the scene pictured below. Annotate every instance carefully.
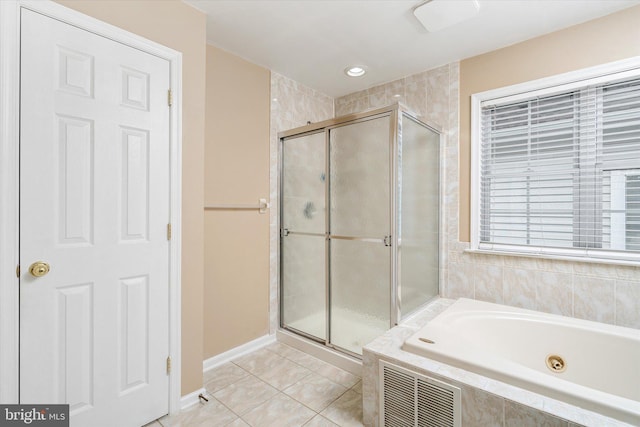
[464,248,640,268]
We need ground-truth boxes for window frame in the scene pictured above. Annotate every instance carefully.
[470,56,640,265]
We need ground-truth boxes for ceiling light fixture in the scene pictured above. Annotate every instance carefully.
[345,66,367,77]
[413,0,480,33]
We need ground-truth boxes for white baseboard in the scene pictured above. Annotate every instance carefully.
[180,387,206,410]
[202,334,276,373]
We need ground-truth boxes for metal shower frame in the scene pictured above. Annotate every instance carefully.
[278,103,442,359]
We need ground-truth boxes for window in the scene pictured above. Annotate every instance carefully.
[471,59,640,263]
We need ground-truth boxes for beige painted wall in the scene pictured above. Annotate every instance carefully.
[204,46,270,358]
[459,5,640,242]
[56,0,207,395]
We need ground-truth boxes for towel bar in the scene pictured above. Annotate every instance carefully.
[204,198,269,214]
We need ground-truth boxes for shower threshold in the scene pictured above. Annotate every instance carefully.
[276,328,362,376]
[285,306,389,357]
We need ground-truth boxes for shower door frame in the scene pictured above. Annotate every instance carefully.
[278,103,441,359]
[395,110,444,323]
[279,127,330,345]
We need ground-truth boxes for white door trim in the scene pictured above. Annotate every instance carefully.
[0,0,183,415]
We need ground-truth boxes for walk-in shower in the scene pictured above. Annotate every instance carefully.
[279,104,441,356]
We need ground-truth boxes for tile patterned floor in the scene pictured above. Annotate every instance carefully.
[151,342,363,427]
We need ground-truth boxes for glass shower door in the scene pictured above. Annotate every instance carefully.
[329,116,392,355]
[399,115,440,316]
[281,132,327,340]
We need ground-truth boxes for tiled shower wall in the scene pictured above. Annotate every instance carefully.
[270,62,640,335]
[269,72,334,333]
[335,63,461,325]
[334,62,640,330]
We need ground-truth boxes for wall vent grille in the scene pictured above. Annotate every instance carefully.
[380,361,460,427]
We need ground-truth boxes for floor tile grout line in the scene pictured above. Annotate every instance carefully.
[278,370,314,392]
[235,390,321,427]
[161,348,360,427]
[238,342,361,383]
[231,350,309,384]
[231,345,359,392]
[248,366,309,394]
[262,343,361,389]
[300,414,331,427]
[201,391,243,420]
[207,371,281,422]
[230,359,269,376]
[211,370,342,425]
[260,362,315,390]
[231,343,362,415]
[281,385,342,416]
[203,361,252,395]
[348,380,362,395]
[280,369,360,417]
[320,388,366,427]
[201,344,363,427]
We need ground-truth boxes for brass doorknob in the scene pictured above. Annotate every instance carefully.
[29,261,50,277]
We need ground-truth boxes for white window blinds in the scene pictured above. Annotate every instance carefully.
[479,75,640,258]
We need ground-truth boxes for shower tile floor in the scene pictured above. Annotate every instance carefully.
[149,342,363,427]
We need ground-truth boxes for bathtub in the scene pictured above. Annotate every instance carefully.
[402,298,640,425]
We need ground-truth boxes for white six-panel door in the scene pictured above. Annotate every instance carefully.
[20,9,171,426]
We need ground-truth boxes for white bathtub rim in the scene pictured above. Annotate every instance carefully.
[406,314,639,400]
[404,335,640,425]
[402,298,640,426]
[437,298,640,338]
[364,298,637,427]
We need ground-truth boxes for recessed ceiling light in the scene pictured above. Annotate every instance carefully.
[345,66,367,77]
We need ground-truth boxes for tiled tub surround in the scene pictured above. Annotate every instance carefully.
[446,249,640,329]
[404,299,640,425]
[363,298,637,427]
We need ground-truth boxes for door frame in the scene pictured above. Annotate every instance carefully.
[0,0,183,414]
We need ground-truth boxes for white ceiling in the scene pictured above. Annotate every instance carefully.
[184,0,640,97]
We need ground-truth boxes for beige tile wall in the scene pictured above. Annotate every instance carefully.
[334,63,460,318]
[334,62,640,330]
